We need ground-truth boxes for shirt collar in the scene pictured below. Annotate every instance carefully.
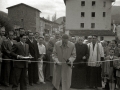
[28,38,33,43]
[20,41,24,45]
[109,55,114,59]
[38,43,43,46]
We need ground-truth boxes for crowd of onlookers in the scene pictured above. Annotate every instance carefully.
[70,35,120,90]
[0,27,58,90]
[0,26,120,90]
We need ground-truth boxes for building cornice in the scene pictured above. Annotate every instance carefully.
[7,3,41,12]
[64,0,115,5]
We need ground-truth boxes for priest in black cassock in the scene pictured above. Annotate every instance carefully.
[71,37,89,89]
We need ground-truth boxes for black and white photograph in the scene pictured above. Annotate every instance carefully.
[0,0,120,90]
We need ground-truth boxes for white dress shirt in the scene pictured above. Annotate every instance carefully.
[37,43,46,54]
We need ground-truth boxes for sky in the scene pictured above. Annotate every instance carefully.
[0,0,120,20]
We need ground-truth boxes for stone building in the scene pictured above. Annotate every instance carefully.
[7,3,41,33]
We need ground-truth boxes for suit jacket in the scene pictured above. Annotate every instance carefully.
[26,39,39,61]
[1,39,17,62]
[104,55,118,75]
[52,41,76,90]
[47,38,60,55]
[0,36,6,57]
[114,47,120,57]
[10,42,30,68]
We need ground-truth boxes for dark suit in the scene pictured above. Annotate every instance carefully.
[1,39,16,85]
[0,36,6,83]
[10,42,29,90]
[26,39,39,84]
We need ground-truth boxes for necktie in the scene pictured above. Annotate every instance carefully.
[110,56,113,67]
[93,44,95,50]
[10,41,13,45]
[23,43,26,52]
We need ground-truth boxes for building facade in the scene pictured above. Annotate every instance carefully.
[64,0,115,41]
[40,17,60,36]
[56,17,66,33]
[7,3,41,33]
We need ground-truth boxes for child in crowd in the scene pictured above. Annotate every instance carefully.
[104,49,118,90]
[114,55,120,90]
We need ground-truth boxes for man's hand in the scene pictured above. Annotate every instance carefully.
[28,60,31,64]
[67,60,71,64]
[66,59,72,67]
[56,62,61,66]
[82,56,86,59]
[17,55,24,59]
[38,58,42,61]
[29,55,32,58]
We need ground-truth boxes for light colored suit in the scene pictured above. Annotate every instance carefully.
[52,41,76,90]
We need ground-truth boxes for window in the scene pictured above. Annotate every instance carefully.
[91,12,95,17]
[103,12,106,17]
[103,1,106,7]
[91,23,95,28]
[92,1,96,6]
[81,12,85,17]
[80,23,84,28]
[81,1,85,6]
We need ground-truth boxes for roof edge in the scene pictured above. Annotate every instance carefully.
[7,3,41,12]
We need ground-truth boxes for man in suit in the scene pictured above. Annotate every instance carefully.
[0,26,6,89]
[10,34,30,90]
[26,32,39,85]
[1,30,16,86]
[0,26,6,62]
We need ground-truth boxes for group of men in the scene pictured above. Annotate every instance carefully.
[0,26,61,90]
[0,25,119,90]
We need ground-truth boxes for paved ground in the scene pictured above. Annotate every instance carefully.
[0,82,104,90]
[0,82,53,90]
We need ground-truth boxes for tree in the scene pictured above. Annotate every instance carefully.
[0,11,14,34]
